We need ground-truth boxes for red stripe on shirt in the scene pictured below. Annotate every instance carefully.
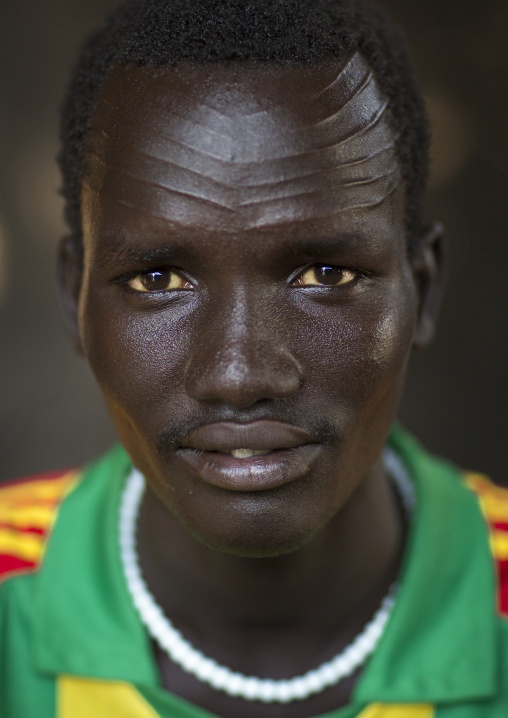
[465,472,508,619]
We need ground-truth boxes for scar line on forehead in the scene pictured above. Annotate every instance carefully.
[94,122,397,170]
[310,71,376,126]
[82,179,239,214]
[233,173,401,209]
[99,74,387,152]
[93,98,393,176]
[145,67,377,130]
[87,136,397,195]
[100,94,272,126]
[105,176,400,229]
[85,155,400,213]
[99,52,373,129]
[309,51,366,96]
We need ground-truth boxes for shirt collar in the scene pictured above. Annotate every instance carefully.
[355,427,498,703]
[34,445,159,685]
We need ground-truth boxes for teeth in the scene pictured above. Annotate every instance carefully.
[230,448,272,459]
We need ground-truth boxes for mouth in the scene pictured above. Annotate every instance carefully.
[177,420,323,492]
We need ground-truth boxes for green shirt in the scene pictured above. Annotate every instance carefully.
[1,427,508,718]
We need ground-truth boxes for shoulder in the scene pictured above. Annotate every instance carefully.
[0,468,81,585]
[465,472,508,619]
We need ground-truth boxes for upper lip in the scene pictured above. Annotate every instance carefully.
[180,420,319,453]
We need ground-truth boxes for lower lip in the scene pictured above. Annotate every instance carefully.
[177,444,323,492]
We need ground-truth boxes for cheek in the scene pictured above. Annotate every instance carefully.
[294,286,416,410]
[79,286,194,417]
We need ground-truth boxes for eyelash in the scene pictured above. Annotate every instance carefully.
[123,268,192,294]
[290,265,360,289]
[117,264,365,295]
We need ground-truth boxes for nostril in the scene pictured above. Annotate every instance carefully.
[184,344,302,405]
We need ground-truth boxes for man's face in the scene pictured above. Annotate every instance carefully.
[70,55,428,557]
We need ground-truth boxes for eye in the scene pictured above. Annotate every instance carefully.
[126,269,193,293]
[292,265,357,287]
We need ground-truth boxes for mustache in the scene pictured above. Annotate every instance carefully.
[156,407,337,453]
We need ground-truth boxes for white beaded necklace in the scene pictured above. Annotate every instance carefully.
[119,449,414,704]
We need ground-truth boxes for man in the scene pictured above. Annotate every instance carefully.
[1,0,507,716]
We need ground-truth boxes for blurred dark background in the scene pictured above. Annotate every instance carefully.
[0,0,507,482]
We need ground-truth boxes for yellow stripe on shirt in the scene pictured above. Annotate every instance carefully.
[0,504,56,530]
[358,704,434,718]
[490,529,508,560]
[57,676,435,718]
[0,527,45,562]
[0,471,79,505]
[58,676,161,718]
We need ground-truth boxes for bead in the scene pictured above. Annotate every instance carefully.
[257,679,278,703]
[209,664,231,691]
[330,653,349,675]
[193,656,216,682]
[318,662,338,687]
[303,669,325,695]
[242,677,260,701]
[289,677,310,700]
[224,672,243,697]
[273,680,293,703]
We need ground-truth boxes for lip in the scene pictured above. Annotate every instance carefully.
[177,421,322,492]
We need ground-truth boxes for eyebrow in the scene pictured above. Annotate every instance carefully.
[96,234,197,265]
[279,233,378,256]
[96,230,376,267]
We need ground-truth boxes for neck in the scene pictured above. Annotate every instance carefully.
[137,457,406,670]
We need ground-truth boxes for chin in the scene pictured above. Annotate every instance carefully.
[192,528,319,560]
[176,490,332,559]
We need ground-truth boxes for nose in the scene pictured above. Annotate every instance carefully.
[184,292,302,407]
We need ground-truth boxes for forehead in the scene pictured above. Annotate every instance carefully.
[83,53,402,238]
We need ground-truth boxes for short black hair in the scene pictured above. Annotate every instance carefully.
[59,0,429,259]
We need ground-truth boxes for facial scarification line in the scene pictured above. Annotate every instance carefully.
[146,98,274,129]
[83,178,240,214]
[150,74,387,148]
[95,61,387,163]
[117,53,373,131]
[87,146,399,211]
[128,52,372,129]
[312,85,388,133]
[235,169,400,209]
[99,95,277,147]
[305,98,390,153]
[309,72,376,127]
[90,106,395,182]
[341,169,401,188]
[139,51,368,126]
[310,51,368,99]
[87,137,397,194]
[91,118,396,178]
[107,171,400,232]
[89,52,401,223]
[85,159,399,211]
[86,164,399,224]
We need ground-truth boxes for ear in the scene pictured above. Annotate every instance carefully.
[411,222,446,349]
[56,236,85,355]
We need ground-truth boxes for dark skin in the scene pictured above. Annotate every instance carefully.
[58,54,444,718]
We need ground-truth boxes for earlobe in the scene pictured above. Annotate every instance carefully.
[56,236,85,355]
[411,222,446,349]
